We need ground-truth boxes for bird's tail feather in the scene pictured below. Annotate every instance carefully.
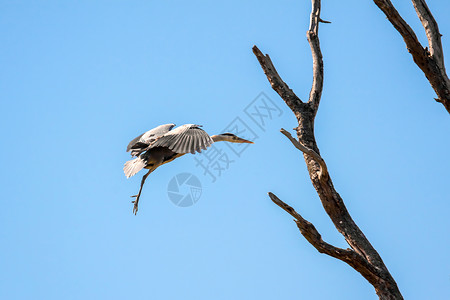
[124,157,146,178]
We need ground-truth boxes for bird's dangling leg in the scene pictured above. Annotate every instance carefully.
[131,169,153,215]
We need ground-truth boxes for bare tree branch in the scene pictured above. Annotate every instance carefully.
[269,192,354,259]
[252,46,303,115]
[269,192,355,261]
[253,0,404,298]
[307,0,324,114]
[373,0,450,113]
[268,192,382,283]
[279,128,328,180]
[411,0,445,70]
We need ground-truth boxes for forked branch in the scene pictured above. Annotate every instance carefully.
[373,0,450,113]
[268,192,381,281]
[279,128,328,180]
[253,0,403,298]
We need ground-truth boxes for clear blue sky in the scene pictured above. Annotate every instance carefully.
[1,1,449,299]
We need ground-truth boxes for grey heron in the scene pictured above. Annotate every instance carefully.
[124,123,254,214]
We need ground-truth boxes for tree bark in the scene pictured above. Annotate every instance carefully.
[373,0,450,114]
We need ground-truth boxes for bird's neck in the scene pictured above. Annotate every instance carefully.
[211,135,229,142]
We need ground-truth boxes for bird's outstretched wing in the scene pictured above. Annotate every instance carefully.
[127,123,176,155]
[149,124,213,154]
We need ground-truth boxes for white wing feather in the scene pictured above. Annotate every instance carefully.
[149,124,213,154]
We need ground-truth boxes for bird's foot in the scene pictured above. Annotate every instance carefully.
[130,195,139,215]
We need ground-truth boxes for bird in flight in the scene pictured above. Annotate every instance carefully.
[124,123,254,214]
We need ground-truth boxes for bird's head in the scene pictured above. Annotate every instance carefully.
[213,133,254,143]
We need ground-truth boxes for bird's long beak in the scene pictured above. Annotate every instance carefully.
[237,137,254,144]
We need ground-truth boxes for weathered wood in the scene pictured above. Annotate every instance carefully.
[374,0,450,113]
[253,0,404,299]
